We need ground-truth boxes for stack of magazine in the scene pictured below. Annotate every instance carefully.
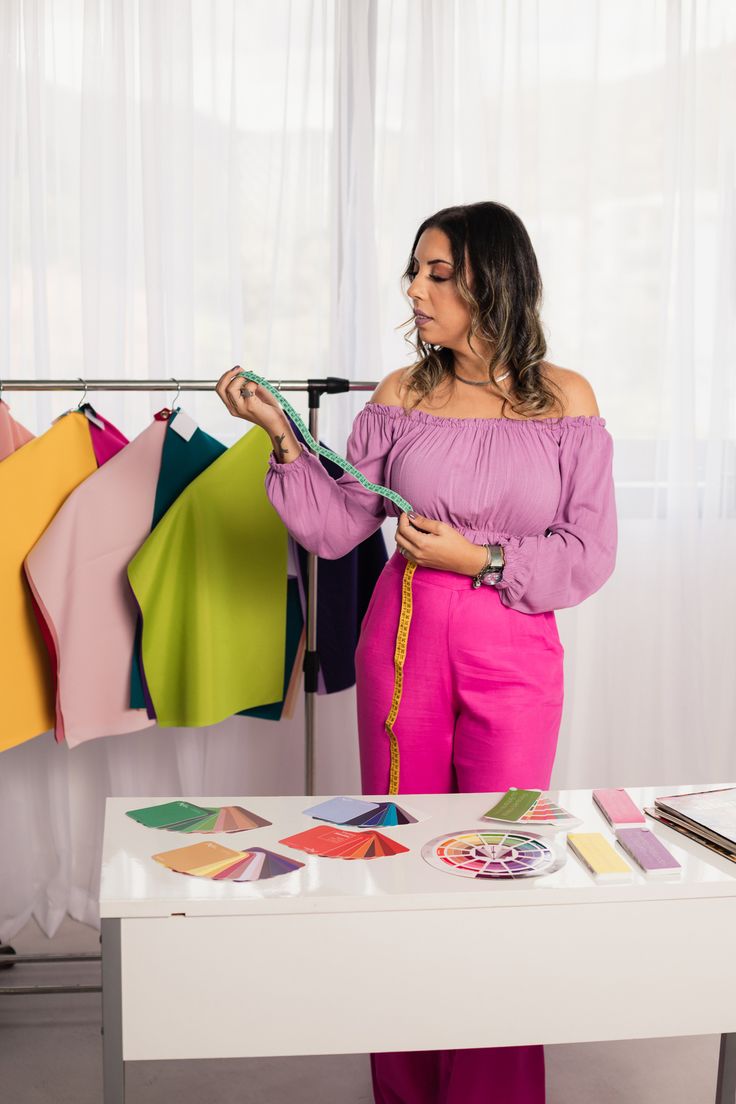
[645,787,736,862]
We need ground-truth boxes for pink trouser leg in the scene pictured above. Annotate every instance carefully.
[355,552,564,1104]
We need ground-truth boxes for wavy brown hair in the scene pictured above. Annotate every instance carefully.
[396,201,565,419]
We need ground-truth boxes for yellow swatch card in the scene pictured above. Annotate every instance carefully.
[567,832,632,878]
[152,841,243,877]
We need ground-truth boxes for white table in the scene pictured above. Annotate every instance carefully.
[100,784,736,1103]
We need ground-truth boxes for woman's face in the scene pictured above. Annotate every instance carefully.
[406,226,477,352]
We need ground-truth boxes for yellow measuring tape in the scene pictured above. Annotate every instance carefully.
[383,558,417,794]
[240,369,416,794]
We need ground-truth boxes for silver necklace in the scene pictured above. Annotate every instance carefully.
[453,368,511,386]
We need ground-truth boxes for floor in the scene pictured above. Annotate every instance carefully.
[0,917,721,1103]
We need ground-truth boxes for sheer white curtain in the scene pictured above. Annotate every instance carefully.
[1,0,735,941]
[371,0,736,789]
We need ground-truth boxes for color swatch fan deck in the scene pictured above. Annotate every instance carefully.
[482,788,582,828]
[280,825,409,859]
[423,829,565,879]
[152,841,304,881]
[126,801,271,833]
[303,796,418,827]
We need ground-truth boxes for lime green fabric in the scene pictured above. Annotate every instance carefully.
[127,426,287,727]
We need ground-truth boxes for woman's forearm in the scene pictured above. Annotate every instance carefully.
[268,417,303,464]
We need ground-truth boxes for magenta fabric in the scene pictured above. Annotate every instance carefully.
[23,420,167,747]
[370,1045,546,1104]
[0,399,34,461]
[87,409,129,466]
[356,550,562,1103]
[356,549,563,794]
[265,403,617,615]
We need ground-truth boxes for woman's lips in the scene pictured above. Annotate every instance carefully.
[414,313,433,326]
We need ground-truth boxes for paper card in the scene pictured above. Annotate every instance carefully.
[82,405,105,429]
[212,854,255,880]
[152,841,243,875]
[614,827,681,873]
[279,825,358,855]
[370,831,409,857]
[303,797,380,824]
[482,789,542,822]
[127,801,215,830]
[567,832,633,879]
[231,851,267,881]
[345,801,418,827]
[253,849,304,877]
[176,811,220,833]
[223,806,272,831]
[593,788,647,828]
[169,409,198,441]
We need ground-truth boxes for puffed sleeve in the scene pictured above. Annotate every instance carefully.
[493,417,617,615]
[264,404,393,559]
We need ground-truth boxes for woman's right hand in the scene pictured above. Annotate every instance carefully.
[215,366,287,433]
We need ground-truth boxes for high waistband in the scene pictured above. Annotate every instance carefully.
[385,548,488,590]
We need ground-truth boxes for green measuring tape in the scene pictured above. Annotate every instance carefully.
[239,369,417,795]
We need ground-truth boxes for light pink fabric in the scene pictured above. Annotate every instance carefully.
[24,420,167,747]
[0,400,34,461]
[265,403,617,615]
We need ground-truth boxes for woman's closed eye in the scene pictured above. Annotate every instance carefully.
[408,272,449,282]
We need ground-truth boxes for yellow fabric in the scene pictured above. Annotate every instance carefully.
[0,413,97,752]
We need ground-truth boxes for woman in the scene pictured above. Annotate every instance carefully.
[216,200,617,1104]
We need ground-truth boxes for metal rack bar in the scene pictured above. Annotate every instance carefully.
[7,953,101,964]
[0,951,102,996]
[0,377,376,392]
[0,984,102,995]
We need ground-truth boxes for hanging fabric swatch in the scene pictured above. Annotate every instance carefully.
[237,573,304,721]
[0,410,128,752]
[24,420,168,747]
[129,410,226,709]
[284,416,388,694]
[0,400,34,461]
[82,404,128,466]
[127,424,288,727]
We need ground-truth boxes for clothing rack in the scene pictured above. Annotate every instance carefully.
[2,375,379,799]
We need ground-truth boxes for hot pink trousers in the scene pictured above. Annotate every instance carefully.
[354,550,565,1104]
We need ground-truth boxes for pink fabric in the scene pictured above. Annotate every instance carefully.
[23,420,167,747]
[86,409,129,465]
[0,399,34,461]
[265,403,617,615]
[356,550,563,1103]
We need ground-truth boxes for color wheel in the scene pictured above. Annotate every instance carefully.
[422,829,565,880]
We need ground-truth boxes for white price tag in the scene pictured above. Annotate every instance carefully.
[170,409,197,442]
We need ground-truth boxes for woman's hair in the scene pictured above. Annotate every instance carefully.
[397,201,565,419]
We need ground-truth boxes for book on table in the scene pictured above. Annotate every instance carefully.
[651,787,736,858]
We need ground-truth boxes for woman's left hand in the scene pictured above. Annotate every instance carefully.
[395,512,485,576]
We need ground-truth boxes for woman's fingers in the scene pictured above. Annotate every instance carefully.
[396,514,421,559]
[215,366,245,417]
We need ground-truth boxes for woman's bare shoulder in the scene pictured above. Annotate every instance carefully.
[368,367,411,407]
[541,361,600,417]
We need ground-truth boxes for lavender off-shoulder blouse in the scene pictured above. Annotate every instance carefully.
[264,402,618,615]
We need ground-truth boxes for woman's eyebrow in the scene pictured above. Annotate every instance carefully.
[411,256,453,265]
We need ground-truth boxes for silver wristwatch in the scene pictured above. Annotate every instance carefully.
[472,543,505,588]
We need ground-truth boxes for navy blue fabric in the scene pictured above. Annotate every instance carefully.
[288,415,389,694]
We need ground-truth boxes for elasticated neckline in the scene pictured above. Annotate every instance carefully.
[362,402,606,429]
